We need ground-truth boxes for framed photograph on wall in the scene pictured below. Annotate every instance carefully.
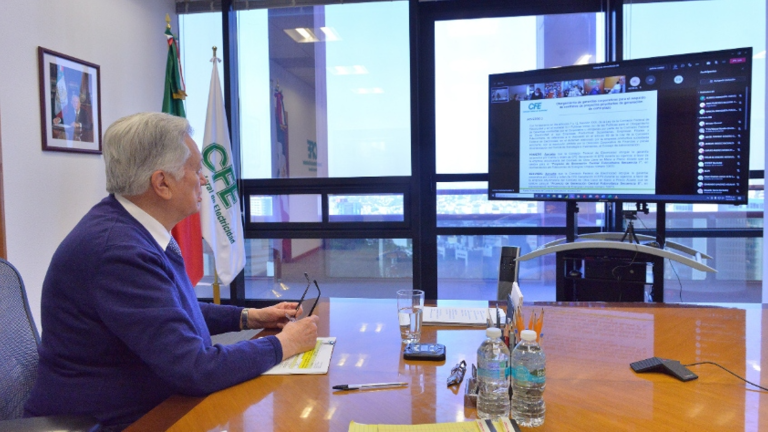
[38,47,102,154]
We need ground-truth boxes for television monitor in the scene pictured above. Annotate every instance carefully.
[488,47,752,204]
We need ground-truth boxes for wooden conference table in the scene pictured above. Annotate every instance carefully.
[128,298,768,431]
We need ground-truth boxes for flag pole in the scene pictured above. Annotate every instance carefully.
[213,271,221,305]
[210,45,221,306]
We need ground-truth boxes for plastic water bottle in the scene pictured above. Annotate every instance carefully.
[476,327,510,420]
[511,329,546,427]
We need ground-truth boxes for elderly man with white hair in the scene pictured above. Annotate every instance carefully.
[24,112,318,430]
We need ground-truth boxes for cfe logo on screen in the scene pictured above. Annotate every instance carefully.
[523,102,547,113]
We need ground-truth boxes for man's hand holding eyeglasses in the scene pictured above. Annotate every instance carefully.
[275,315,319,360]
[247,302,303,329]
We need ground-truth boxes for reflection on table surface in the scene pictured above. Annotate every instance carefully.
[128,299,768,432]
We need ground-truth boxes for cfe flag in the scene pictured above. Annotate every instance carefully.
[162,18,204,286]
[200,52,245,285]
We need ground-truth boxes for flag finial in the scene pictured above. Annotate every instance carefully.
[165,13,171,29]
[213,46,217,58]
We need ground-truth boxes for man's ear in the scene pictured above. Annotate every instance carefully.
[150,170,173,200]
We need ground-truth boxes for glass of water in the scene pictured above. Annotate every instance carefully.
[397,289,424,344]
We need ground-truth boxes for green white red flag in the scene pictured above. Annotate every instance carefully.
[162,22,204,286]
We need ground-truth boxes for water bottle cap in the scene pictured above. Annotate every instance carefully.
[521,330,537,341]
[486,327,502,338]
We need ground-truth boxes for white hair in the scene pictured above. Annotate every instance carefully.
[104,112,192,196]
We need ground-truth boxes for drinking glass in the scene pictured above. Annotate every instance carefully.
[397,289,424,344]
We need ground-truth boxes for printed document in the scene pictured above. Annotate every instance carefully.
[263,337,336,375]
[423,307,506,327]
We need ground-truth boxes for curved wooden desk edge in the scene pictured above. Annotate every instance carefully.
[517,240,716,272]
[123,395,204,432]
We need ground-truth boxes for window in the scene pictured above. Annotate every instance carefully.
[433,11,606,300]
[624,0,765,171]
[237,2,411,180]
[194,238,413,301]
[179,12,223,146]
[623,0,766,301]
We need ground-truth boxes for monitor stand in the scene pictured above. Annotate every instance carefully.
[528,201,712,302]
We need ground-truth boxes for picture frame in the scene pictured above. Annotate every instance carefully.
[38,47,102,154]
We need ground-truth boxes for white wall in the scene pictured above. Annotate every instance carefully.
[0,0,176,330]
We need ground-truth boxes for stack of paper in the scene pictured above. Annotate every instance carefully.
[422,307,506,327]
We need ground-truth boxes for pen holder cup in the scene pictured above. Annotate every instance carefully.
[464,377,478,407]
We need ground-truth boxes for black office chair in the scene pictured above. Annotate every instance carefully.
[0,258,98,432]
[496,246,520,301]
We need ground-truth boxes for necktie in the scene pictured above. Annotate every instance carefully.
[167,237,182,257]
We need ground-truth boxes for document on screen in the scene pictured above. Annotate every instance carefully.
[518,92,658,195]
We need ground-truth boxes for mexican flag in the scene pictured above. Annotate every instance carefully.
[163,22,204,286]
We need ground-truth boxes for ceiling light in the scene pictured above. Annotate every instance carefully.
[296,28,313,40]
[754,50,766,59]
[284,27,341,43]
[320,27,341,41]
[284,28,319,43]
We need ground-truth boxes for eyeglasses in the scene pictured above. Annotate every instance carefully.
[294,272,321,318]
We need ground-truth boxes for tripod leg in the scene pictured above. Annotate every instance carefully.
[620,230,629,243]
[628,223,641,244]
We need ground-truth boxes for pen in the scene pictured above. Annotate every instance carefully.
[332,382,408,391]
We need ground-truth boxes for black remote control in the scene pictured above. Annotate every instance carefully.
[630,357,698,382]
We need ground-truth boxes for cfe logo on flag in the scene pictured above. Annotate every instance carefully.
[202,144,238,245]
[202,143,238,210]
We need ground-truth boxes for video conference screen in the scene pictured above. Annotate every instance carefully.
[488,47,752,204]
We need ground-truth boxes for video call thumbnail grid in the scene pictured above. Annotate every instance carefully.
[491,76,626,102]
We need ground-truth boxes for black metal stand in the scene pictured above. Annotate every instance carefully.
[557,201,665,303]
